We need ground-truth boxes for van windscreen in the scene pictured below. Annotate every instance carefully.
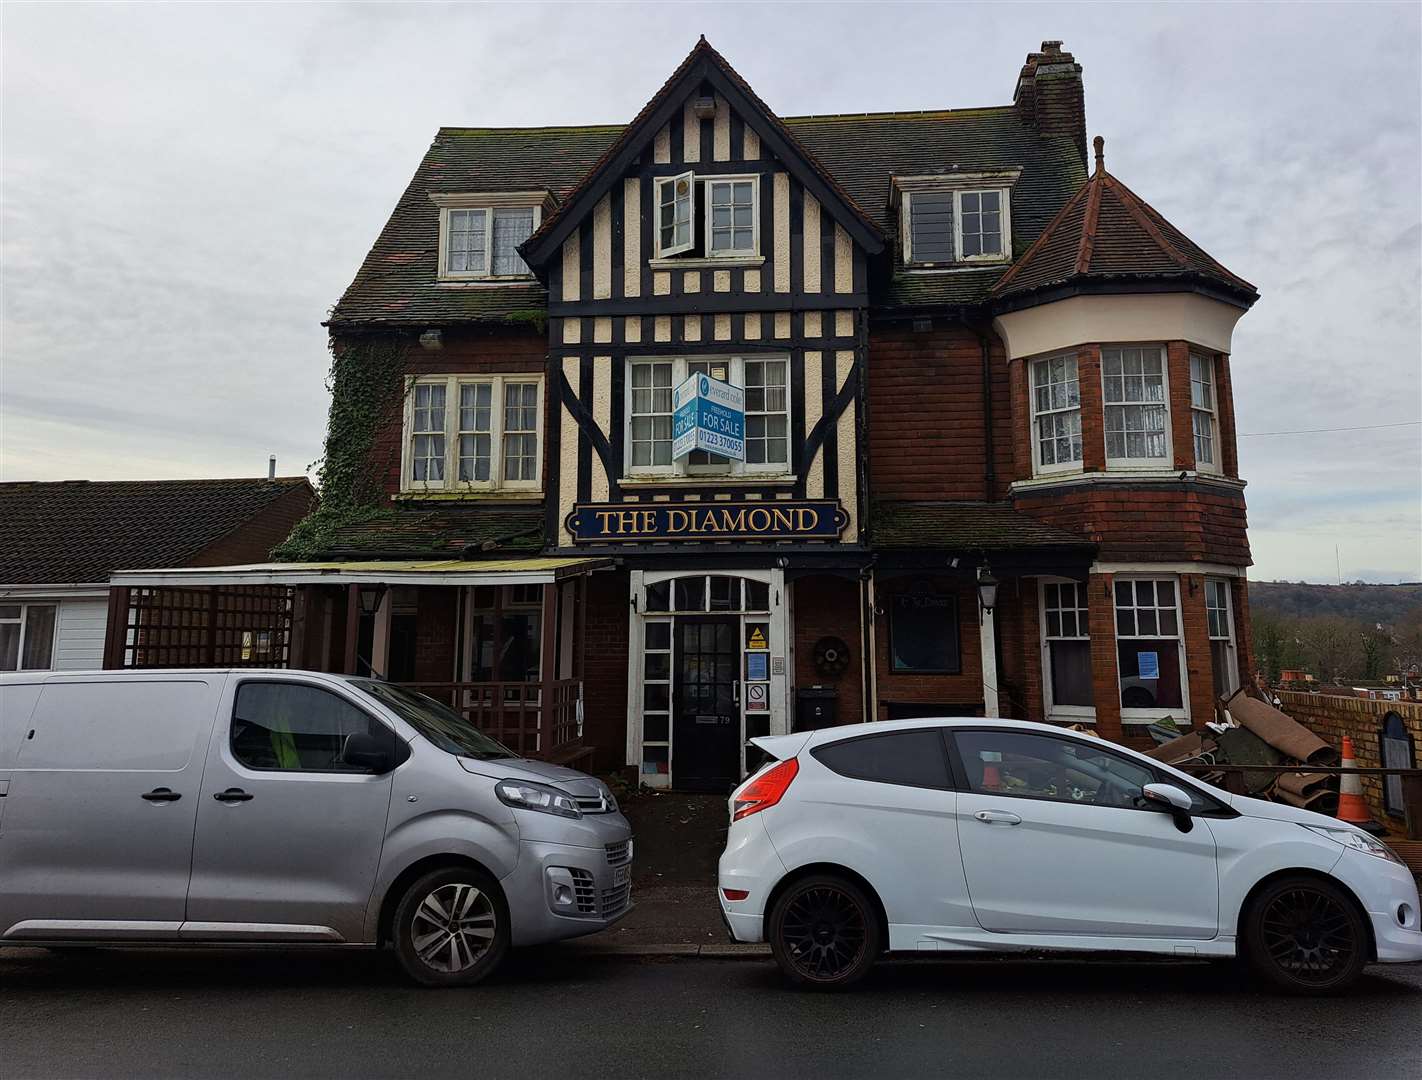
[350,680,515,760]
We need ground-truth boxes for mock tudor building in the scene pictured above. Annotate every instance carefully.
[109,39,1259,790]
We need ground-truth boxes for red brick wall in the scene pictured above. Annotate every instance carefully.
[337,327,547,503]
[868,322,1011,501]
[1078,344,1105,473]
[792,575,865,725]
[1086,572,1124,740]
[873,576,985,718]
[1179,573,1216,725]
[1215,353,1239,478]
[581,569,630,772]
[412,586,458,682]
[1013,483,1250,566]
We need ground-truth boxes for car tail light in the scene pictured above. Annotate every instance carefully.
[732,757,798,821]
[722,888,749,901]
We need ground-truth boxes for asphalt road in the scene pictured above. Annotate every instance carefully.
[1,947,1418,1079]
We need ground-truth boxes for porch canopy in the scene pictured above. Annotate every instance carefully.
[109,556,611,589]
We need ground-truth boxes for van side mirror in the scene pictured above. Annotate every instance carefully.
[1142,782,1194,832]
[342,731,395,774]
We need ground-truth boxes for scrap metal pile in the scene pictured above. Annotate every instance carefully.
[1145,687,1340,815]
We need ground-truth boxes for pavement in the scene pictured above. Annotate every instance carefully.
[1,946,1419,1079]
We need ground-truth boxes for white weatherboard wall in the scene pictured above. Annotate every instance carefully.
[54,598,109,670]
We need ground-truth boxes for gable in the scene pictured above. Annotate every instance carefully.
[521,38,883,270]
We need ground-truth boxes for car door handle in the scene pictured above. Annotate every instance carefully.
[141,787,182,803]
[974,809,1022,825]
[213,788,254,803]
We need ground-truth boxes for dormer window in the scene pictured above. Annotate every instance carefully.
[896,171,1019,268]
[431,192,548,281]
[653,172,760,261]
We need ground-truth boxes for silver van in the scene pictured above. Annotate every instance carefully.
[0,669,633,986]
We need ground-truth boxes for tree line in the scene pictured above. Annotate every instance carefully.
[1252,608,1422,684]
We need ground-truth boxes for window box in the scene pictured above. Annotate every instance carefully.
[402,375,543,493]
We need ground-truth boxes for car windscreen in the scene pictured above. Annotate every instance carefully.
[349,680,516,760]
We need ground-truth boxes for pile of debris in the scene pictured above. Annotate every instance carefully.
[1145,687,1340,815]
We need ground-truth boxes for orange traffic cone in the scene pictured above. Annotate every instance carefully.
[1336,736,1385,835]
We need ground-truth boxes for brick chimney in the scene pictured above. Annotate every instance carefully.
[1014,40,1087,169]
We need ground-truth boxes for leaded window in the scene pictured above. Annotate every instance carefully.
[1031,353,1083,472]
[1102,346,1170,463]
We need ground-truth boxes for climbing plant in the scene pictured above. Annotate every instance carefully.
[273,333,411,560]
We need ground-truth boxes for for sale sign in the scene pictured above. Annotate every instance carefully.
[672,373,744,460]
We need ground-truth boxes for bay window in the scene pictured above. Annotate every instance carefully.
[1114,577,1187,719]
[1040,581,1093,714]
[1190,352,1219,472]
[625,356,790,478]
[1102,346,1170,465]
[1206,578,1239,700]
[405,375,542,491]
[1030,353,1082,474]
[0,603,57,671]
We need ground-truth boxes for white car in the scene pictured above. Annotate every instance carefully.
[718,717,1422,993]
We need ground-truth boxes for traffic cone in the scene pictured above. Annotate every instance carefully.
[1336,736,1386,835]
[981,751,1002,791]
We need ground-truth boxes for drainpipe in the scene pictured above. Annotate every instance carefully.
[970,321,996,501]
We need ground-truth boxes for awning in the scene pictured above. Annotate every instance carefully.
[110,557,613,588]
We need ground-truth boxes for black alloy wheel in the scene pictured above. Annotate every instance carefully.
[769,874,881,989]
[1244,875,1368,994]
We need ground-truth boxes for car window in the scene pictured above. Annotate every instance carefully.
[232,682,392,773]
[813,729,952,790]
[954,730,1156,809]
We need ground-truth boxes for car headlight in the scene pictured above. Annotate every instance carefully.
[496,779,582,819]
[1301,824,1403,864]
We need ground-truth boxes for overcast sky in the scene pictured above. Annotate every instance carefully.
[3,2,1419,583]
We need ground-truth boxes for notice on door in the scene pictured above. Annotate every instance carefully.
[745,652,768,682]
[746,625,768,651]
[746,683,769,712]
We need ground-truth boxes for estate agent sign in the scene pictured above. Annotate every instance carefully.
[672,373,744,460]
[567,500,847,543]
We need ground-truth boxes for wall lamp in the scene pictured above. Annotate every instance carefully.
[977,565,999,614]
[357,583,388,617]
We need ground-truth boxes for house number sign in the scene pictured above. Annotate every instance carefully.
[566,500,847,543]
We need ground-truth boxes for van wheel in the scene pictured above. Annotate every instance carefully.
[768,874,881,990]
[1242,875,1368,994]
[392,866,509,988]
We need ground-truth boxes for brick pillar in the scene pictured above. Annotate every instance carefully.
[1180,574,1215,728]
[1078,344,1105,472]
[1232,576,1255,686]
[1008,356,1032,481]
[1215,353,1239,478]
[1167,340,1195,471]
[1088,572,1122,739]
[1018,577,1045,721]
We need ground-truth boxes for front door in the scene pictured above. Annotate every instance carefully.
[673,617,740,792]
[185,677,398,943]
[949,728,1219,940]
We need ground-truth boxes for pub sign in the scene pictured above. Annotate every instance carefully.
[567,500,847,543]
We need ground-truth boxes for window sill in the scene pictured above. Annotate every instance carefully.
[1012,470,1246,493]
[394,491,543,502]
[619,474,797,487]
[899,263,1009,274]
[435,277,539,287]
[648,255,765,270]
[1120,710,1191,725]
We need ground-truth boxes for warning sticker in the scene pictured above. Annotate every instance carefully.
[746,682,769,712]
[746,625,769,651]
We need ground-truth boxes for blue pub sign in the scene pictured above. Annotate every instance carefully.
[672,373,744,460]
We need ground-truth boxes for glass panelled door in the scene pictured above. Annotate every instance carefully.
[672,616,740,792]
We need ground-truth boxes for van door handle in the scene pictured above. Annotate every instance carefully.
[974,809,1022,825]
[141,788,182,803]
[213,788,254,803]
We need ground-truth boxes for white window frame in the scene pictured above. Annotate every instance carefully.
[1189,351,1220,474]
[1039,579,1095,721]
[1113,574,1190,724]
[401,374,543,493]
[702,175,760,259]
[895,171,1019,268]
[623,355,792,480]
[431,192,546,281]
[654,170,696,258]
[1102,344,1173,469]
[1206,577,1239,698]
[953,188,1010,264]
[1029,352,1084,477]
[0,602,58,672]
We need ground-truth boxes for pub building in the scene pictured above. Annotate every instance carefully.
[109,39,1259,792]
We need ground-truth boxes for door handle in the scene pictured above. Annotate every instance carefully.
[974,809,1022,825]
[141,787,182,803]
[733,681,740,705]
[213,788,254,803]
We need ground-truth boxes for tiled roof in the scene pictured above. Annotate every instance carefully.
[0,478,315,585]
[318,503,544,558]
[992,137,1257,306]
[329,69,1087,325]
[872,501,1094,552]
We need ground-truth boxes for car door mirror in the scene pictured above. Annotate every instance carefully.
[1142,782,1194,832]
[342,732,394,774]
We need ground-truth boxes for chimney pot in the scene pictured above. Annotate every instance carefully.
[268,455,277,480]
[1093,135,1105,174]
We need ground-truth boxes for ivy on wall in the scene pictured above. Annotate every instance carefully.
[273,333,411,560]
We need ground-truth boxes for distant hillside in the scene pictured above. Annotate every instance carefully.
[1248,581,1422,624]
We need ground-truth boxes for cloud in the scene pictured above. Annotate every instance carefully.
[2,1,1419,582]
